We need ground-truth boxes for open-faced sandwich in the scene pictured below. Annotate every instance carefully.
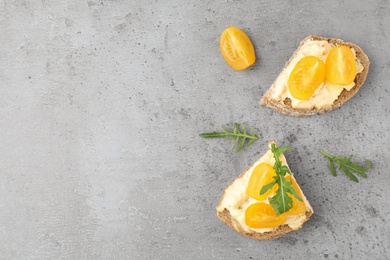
[217,141,313,239]
[260,36,370,117]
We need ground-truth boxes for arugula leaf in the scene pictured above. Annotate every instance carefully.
[268,177,290,215]
[261,143,302,216]
[319,150,371,182]
[259,179,276,195]
[199,123,258,152]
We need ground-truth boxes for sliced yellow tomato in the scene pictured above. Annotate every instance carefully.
[285,175,306,215]
[220,26,256,70]
[246,162,277,200]
[245,202,287,228]
[288,56,326,100]
[325,46,356,85]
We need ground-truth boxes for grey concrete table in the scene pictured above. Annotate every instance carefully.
[1,0,389,259]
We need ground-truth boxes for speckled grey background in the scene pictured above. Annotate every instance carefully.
[0,0,389,259]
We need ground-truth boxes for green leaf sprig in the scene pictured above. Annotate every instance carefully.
[199,123,258,152]
[260,143,302,216]
[319,150,371,182]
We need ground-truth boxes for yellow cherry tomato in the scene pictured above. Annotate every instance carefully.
[220,26,256,70]
[325,46,357,85]
[288,56,326,100]
[284,175,306,215]
[246,162,277,200]
[245,202,287,228]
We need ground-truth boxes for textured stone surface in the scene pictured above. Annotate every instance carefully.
[0,0,389,259]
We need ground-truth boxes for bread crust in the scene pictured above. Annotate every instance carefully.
[216,155,313,239]
[260,35,370,117]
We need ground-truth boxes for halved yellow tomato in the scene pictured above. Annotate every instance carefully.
[246,162,277,201]
[245,202,287,228]
[288,56,326,100]
[284,175,306,215]
[325,46,356,85]
[220,26,256,70]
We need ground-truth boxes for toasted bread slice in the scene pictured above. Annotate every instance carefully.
[216,141,313,239]
[260,35,370,117]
